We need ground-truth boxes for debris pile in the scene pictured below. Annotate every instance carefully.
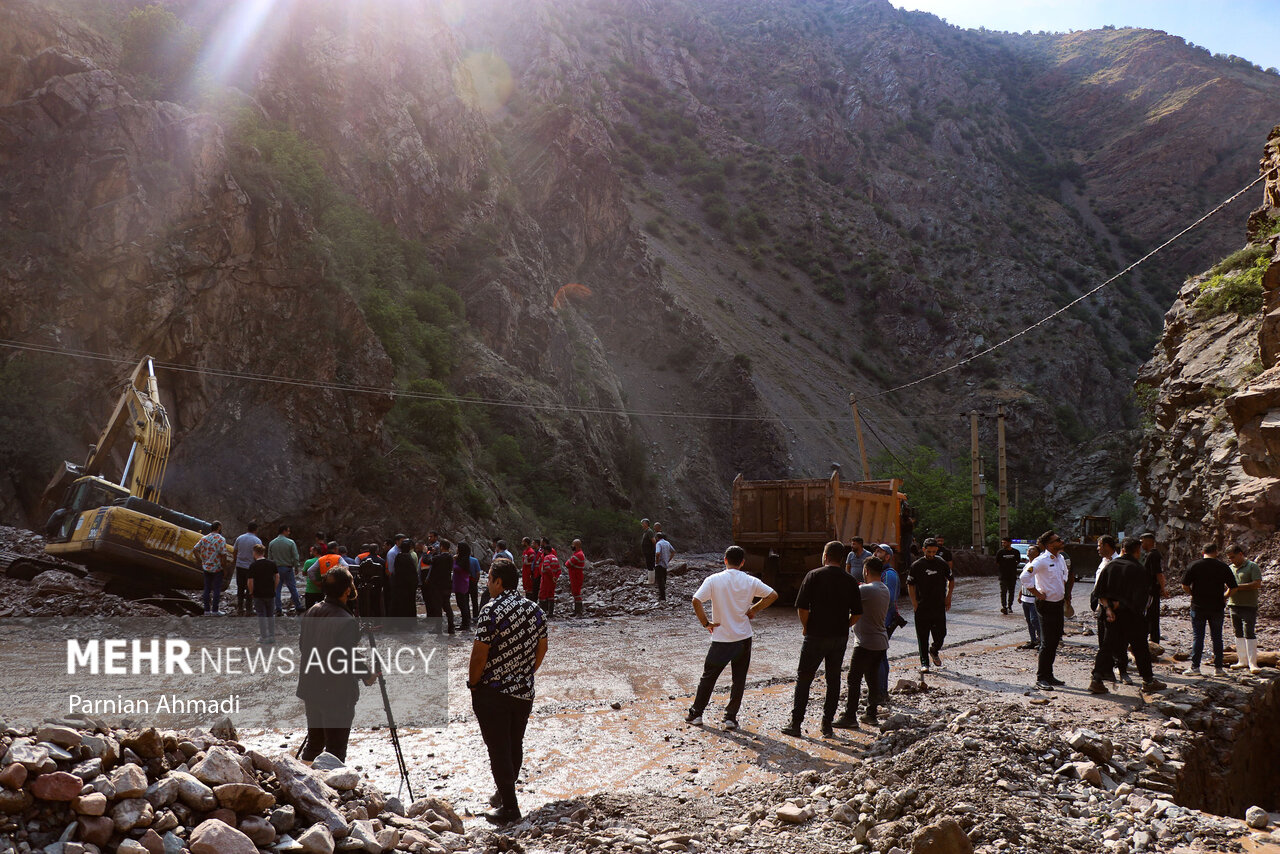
[0,722,477,854]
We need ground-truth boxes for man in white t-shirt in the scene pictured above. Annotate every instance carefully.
[1030,530,1070,691]
[686,545,778,730]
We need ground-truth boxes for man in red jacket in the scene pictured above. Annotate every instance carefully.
[538,542,561,618]
[565,539,588,617]
[520,538,537,602]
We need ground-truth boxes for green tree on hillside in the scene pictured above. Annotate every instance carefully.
[873,445,1057,549]
[120,5,201,100]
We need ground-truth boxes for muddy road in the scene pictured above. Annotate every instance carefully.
[242,566,1275,824]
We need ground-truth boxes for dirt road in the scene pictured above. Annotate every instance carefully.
[243,569,1275,824]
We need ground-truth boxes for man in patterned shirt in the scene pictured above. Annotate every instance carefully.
[194,521,228,616]
[469,558,548,825]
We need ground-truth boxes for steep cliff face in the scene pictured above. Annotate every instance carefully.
[1136,127,1280,571]
[0,2,396,531]
[4,0,1280,547]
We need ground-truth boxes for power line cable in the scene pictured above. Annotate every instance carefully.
[0,337,850,425]
[852,171,1268,403]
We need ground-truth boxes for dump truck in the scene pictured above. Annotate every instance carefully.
[41,356,221,590]
[731,468,905,598]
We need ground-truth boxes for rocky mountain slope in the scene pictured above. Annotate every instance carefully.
[1137,125,1280,584]
[3,0,1280,547]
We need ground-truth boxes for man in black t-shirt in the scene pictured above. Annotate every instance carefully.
[782,541,862,739]
[907,538,954,672]
[1140,533,1167,643]
[934,535,954,568]
[247,544,279,644]
[995,537,1022,614]
[1180,543,1238,676]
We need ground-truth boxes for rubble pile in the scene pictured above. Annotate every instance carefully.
[0,571,169,619]
[478,683,1279,854]
[571,556,721,618]
[0,723,477,854]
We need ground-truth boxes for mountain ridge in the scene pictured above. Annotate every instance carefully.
[2,0,1278,549]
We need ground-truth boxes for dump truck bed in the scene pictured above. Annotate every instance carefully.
[731,471,903,597]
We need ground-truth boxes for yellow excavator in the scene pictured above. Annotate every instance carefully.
[41,356,218,590]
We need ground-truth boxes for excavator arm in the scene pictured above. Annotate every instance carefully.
[41,356,171,507]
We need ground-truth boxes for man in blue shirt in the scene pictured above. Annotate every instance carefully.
[845,537,873,580]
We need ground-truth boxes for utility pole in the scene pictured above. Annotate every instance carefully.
[977,456,987,554]
[997,405,1009,540]
[970,410,981,552]
[849,395,871,481]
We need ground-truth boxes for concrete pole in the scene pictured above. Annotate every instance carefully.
[978,456,987,554]
[970,410,981,551]
[849,395,871,481]
[997,405,1009,540]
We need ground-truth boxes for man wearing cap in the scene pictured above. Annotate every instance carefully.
[906,538,953,673]
[1139,533,1167,643]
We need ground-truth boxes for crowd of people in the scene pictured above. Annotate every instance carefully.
[685,528,1269,741]
[190,524,594,634]
[187,516,1268,826]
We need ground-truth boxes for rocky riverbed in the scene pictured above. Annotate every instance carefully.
[1,525,1278,853]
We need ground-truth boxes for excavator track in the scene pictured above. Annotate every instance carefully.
[0,550,85,581]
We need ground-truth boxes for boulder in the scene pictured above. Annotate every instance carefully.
[214,782,275,813]
[137,828,166,854]
[297,823,336,854]
[270,804,297,832]
[346,819,382,852]
[0,788,33,813]
[911,818,974,854]
[36,725,83,748]
[240,814,278,845]
[31,770,84,801]
[167,771,216,810]
[144,776,180,808]
[272,755,346,834]
[310,752,346,772]
[323,768,360,791]
[1066,729,1114,763]
[189,817,259,854]
[776,803,810,823]
[2,739,50,770]
[73,792,108,815]
[71,758,103,780]
[77,815,114,846]
[123,728,165,760]
[405,797,462,833]
[0,763,28,790]
[110,763,149,798]
[111,797,154,832]
[1247,805,1271,829]
[190,747,253,786]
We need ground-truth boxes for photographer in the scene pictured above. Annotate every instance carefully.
[296,566,376,762]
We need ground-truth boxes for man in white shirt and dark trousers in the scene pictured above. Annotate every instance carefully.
[654,533,674,601]
[687,546,778,730]
[1030,530,1071,690]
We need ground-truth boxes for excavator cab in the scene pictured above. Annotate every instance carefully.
[46,476,130,541]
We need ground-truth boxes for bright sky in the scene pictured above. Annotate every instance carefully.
[893,1,1280,71]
